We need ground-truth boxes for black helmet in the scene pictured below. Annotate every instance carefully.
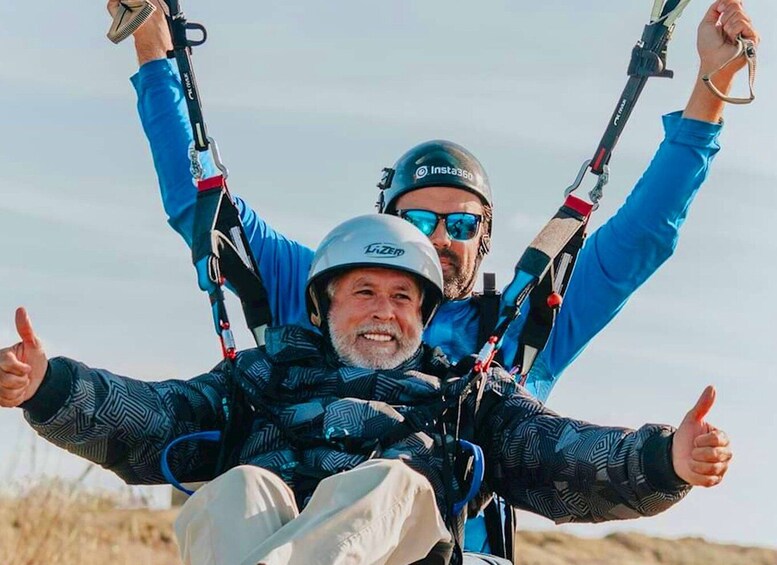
[376,140,493,224]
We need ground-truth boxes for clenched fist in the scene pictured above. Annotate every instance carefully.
[697,0,759,78]
[106,0,173,65]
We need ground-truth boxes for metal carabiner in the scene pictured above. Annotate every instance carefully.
[207,136,230,179]
[702,35,757,105]
[189,145,204,181]
[189,136,230,181]
[564,160,592,198]
[588,165,609,209]
[564,160,609,210]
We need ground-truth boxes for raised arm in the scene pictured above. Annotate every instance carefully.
[108,0,314,326]
[528,0,759,400]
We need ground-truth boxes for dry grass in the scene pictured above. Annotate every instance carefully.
[0,476,179,565]
[515,531,777,565]
[1,478,774,565]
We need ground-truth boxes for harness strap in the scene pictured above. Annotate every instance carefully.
[516,208,588,378]
[483,499,508,558]
[473,200,590,560]
[496,195,592,376]
[191,182,272,474]
[156,0,275,475]
[504,504,518,564]
[517,196,592,280]
[474,273,503,366]
[192,175,272,347]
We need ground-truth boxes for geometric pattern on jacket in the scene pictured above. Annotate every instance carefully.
[26,325,690,530]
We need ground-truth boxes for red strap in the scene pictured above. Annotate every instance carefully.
[198,175,226,192]
[563,194,594,218]
[591,147,607,173]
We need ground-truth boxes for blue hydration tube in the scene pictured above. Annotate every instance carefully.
[452,439,485,517]
[161,430,222,495]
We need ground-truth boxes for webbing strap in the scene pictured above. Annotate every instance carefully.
[483,499,508,558]
[516,196,592,279]
[161,0,275,483]
[192,176,272,346]
[474,196,590,378]
[505,505,518,564]
[189,175,270,472]
[163,0,210,151]
[493,195,592,376]
[475,273,502,367]
[516,212,588,377]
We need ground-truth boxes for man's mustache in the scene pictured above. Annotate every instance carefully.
[356,323,402,340]
[436,248,459,269]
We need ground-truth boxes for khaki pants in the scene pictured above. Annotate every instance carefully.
[174,459,452,565]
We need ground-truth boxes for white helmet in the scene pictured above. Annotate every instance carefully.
[306,214,444,327]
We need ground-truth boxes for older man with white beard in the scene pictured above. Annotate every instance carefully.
[326,266,427,370]
[2,215,731,565]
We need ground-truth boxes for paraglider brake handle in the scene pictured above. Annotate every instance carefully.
[701,35,757,105]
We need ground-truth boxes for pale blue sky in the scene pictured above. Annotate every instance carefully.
[1,0,775,549]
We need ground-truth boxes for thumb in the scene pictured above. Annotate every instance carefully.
[15,307,40,349]
[687,385,716,423]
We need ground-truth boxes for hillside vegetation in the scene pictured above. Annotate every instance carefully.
[1,482,774,565]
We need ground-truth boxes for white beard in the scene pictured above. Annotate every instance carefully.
[328,318,422,371]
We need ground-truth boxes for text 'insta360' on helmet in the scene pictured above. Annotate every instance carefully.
[306,214,444,327]
[376,140,493,222]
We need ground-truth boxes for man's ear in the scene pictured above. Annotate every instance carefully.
[309,287,322,327]
[479,232,491,256]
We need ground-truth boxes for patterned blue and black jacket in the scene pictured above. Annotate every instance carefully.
[23,325,689,529]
